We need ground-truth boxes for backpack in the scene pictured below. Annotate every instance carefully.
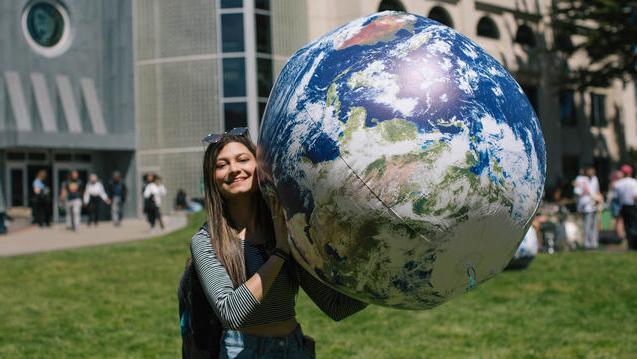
[143,194,155,214]
[178,252,222,359]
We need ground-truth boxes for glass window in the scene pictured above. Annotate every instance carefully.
[256,14,271,54]
[54,153,73,162]
[255,0,270,10]
[521,85,538,113]
[477,17,499,39]
[221,0,242,8]
[554,30,573,52]
[259,101,267,124]
[515,24,536,48]
[559,90,576,126]
[428,7,453,28]
[223,58,246,97]
[25,2,65,47]
[378,0,406,12]
[7,152,26,161]
[75,153,92,162]
[590,93,606,127]
[257,58,273,97]
[222,14,244,52]
[10,169,24,206]
[224,102,248,129]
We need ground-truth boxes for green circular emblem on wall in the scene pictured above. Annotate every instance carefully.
[22,1,72,57]
[26,2,65,47]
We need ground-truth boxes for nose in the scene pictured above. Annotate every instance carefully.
[228,161,241,175]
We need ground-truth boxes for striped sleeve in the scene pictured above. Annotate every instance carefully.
[190,230,260,329]
[298,265,368,321]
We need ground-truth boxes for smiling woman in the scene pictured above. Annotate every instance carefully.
[183,128,367,358]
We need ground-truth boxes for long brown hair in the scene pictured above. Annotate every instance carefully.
[202,135,275,287]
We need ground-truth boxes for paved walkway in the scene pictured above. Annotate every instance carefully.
[0,213,188,257]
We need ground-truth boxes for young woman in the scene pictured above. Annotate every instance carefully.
[190,128,367,359]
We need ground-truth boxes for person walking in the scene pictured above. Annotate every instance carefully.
[614,164,637,250]
[83,174,110,227]
[143,174,166,231]
[32,169,51,227]
[60,170,83,231]
[573,165,602,249]
[107,171,127,226]
[187,128,367,358]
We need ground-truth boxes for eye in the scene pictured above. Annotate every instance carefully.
[216,162,227,169]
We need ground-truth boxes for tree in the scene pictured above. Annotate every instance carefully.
[552,0,637,88]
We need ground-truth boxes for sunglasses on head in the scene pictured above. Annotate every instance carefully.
[201,127,249,146]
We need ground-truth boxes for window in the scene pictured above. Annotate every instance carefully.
[521,85,538,113]
[554,29,573,52]
[378,0,406,12]
[255,0,269,10]
[515,24,536,48]
[10,168,25,206]
[477,17,499,39]
[256,14,271,54]
[21,0,71,57]
[428,6,453,28]
[559,90,576,126]
[223,58,246,97]
[590,93,606,127]
[257,58,273,97]
[221,14,244,52]
[54,153,73,162]
[24,2,65,47]
[75,153,92,162]
[224,102,248,129]
[258,101,267,124]
[7,152,26,161]
[221,0,242,8]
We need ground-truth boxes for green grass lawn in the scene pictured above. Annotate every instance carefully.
[1,213,636,358]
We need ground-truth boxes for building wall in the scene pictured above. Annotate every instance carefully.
[134,0,220,212]
[0,0,134,149]
[0,0,137,218]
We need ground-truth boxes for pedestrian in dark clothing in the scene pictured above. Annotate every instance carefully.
[32,169,51,227]
[106,171,128,226]
[614,165,637,250]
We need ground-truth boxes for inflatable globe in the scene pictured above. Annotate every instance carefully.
[258,12,546,309]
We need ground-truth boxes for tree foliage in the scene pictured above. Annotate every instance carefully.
[552,0,637,88]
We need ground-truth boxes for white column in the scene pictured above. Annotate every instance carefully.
[244,0,259,142]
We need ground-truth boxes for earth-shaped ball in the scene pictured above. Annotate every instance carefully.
[258,12,546,309]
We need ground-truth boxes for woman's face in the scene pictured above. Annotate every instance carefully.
[214,142,258,199]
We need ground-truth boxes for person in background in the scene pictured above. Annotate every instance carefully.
[613,164,637,250]
[174,188,188,210]
[60,170,84,231]
[608,169,625,240]
[573,165,602,249]
[107,171,128,226]
[143,174,166,231]
[83,174,110,227]
[32,169,51,228]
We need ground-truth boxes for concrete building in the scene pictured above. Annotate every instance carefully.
[1,0,135,222]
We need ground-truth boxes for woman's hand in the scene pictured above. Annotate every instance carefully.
[263,188,290,254]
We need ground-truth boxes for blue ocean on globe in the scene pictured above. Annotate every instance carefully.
[258,12,546,309]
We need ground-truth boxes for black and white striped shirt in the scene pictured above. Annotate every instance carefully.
[190,227,368,330]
